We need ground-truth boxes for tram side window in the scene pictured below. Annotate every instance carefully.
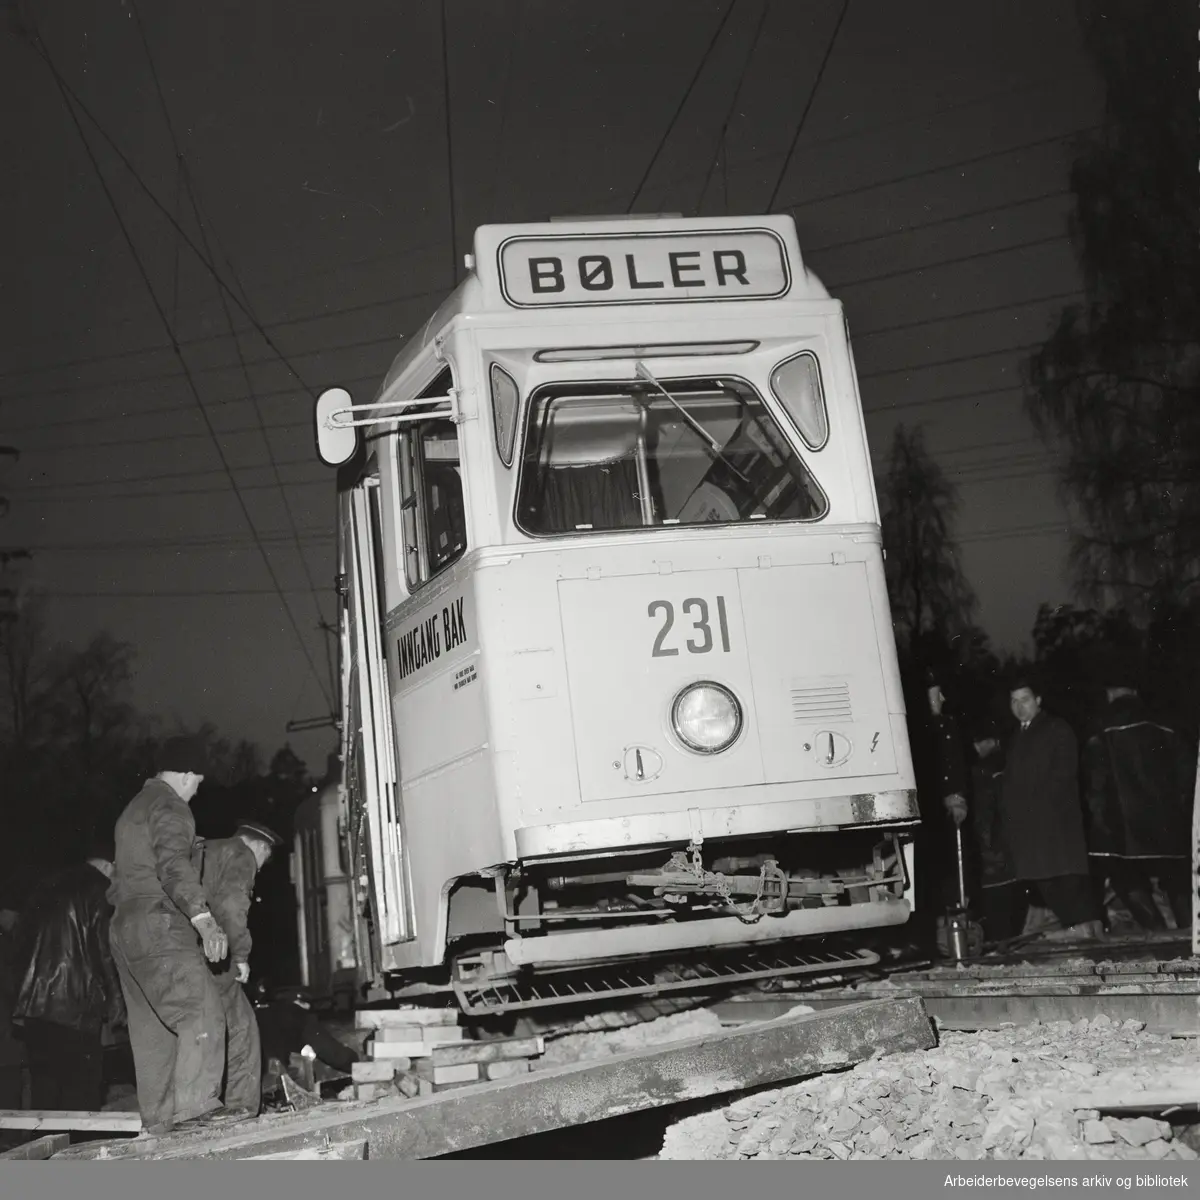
[399,418,467,589]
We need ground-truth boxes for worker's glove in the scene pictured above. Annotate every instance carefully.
[234,960,250,985]
[943,793,968,827]
[191,911,229,963]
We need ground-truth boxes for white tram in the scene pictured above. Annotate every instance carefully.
[294,214,919,1014]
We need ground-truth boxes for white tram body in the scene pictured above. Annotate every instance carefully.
[298,215,919,1009]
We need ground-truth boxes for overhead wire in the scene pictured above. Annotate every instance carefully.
[765,0,851,211]
[440,0,458,286]
[2,61,1082,377]
[694,0,770,215]
[29,26,332,712]
[10,286,1085,456]
[0,68,1092,382]
[3,186,1073,398]
[778,126,1098,213]
[23,39,319,400]
[6,164,1082,405]
[128,0,331,685]
[483,0,521,219]
[626,0,738,213]
[5,217,1078,413]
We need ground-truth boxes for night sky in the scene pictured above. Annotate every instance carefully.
[0,0,1102,769]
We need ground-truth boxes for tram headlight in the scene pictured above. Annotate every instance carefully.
[671,682,743,755]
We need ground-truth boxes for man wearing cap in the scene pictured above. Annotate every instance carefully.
[1083,674,1194,930]
[192,819,283,1116]
[108,735,230,1134]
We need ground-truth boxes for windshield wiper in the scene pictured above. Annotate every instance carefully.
[633,361,754,489]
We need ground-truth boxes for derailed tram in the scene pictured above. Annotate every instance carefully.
[292,214,920,1015]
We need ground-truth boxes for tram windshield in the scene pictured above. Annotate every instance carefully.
[516,378,827,535]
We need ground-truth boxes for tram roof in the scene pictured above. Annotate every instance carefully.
[373,214,830,403]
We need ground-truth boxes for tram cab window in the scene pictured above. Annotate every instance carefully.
[398,417,467,589]
[515,377,827,536]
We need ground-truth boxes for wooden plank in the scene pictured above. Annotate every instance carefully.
[431,1063,479,1086]
[0,1133,71,1160]
[245,1139,368,1160]
[1063,1082,1200,1114]
[66,997,933,1161]
[0,1110,142,1133]
[356,1009,459,1029]
[430,1036,544,1067]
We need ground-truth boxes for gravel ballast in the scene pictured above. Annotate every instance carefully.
[659,1016,1199,1161]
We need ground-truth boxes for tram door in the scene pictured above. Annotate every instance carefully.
[345,467,414,959]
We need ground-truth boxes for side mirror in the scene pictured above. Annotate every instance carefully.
[314,388,358,467]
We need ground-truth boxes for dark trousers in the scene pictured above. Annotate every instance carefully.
[1026,873,1096,930]
[23,1018,104,1112]
[214,973,262,1113]
[1092,857,1192,930]
[979,880,1027,942]
[110,904,226,1133]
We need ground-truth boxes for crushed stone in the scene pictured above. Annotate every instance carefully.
[659,1017,1199,1161]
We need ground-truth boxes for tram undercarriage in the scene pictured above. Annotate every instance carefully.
[441,828,915,1015]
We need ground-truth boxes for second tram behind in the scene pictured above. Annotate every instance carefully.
[292,213,919,1014]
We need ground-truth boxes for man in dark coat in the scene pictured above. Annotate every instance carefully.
[251,983,360,1092]
[108,736,230,1134]
[192,820,283,1116]
[1084,678,1194,930]
[999,676,1102,939]
[967,717,1024,942]
[925,672,971,912]
[12,839,126,1111]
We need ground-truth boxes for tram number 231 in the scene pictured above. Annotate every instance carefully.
[648,596,732,658]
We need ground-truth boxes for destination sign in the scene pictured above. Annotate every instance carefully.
[497,229,790,308]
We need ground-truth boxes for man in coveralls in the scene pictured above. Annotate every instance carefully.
[192,820,283,1116]
[108,736,230,1134]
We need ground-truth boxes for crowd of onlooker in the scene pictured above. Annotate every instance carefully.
[916,662,1195,946]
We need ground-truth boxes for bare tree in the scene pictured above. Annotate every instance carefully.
[1025,0,1199,614]
[878,424,978,659]
[0,590,50,748]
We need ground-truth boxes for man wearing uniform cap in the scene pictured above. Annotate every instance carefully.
[192,819,283,1116]
[108,735,230,1134]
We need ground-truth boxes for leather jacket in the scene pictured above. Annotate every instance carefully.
[1083,694,1194,858]
[13,863,126,1034]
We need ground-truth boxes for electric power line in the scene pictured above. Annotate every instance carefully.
[626,0,738,213]
[440,0,459,288]
[765,0,851,210]
[5,220,1078,414]
[807,189,1072,256]
[31,29,332,712]
[830,232,1068,291]
[3,184,1073,397]
[11,287,1084,457]
[11,455,319,491]
[694,0,771,216]
[128,0,333,686]
[24,36,320,400]
[2,61,1084,379]
[778,125,1098,214]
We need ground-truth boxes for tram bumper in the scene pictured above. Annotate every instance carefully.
[503,897,910,967]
